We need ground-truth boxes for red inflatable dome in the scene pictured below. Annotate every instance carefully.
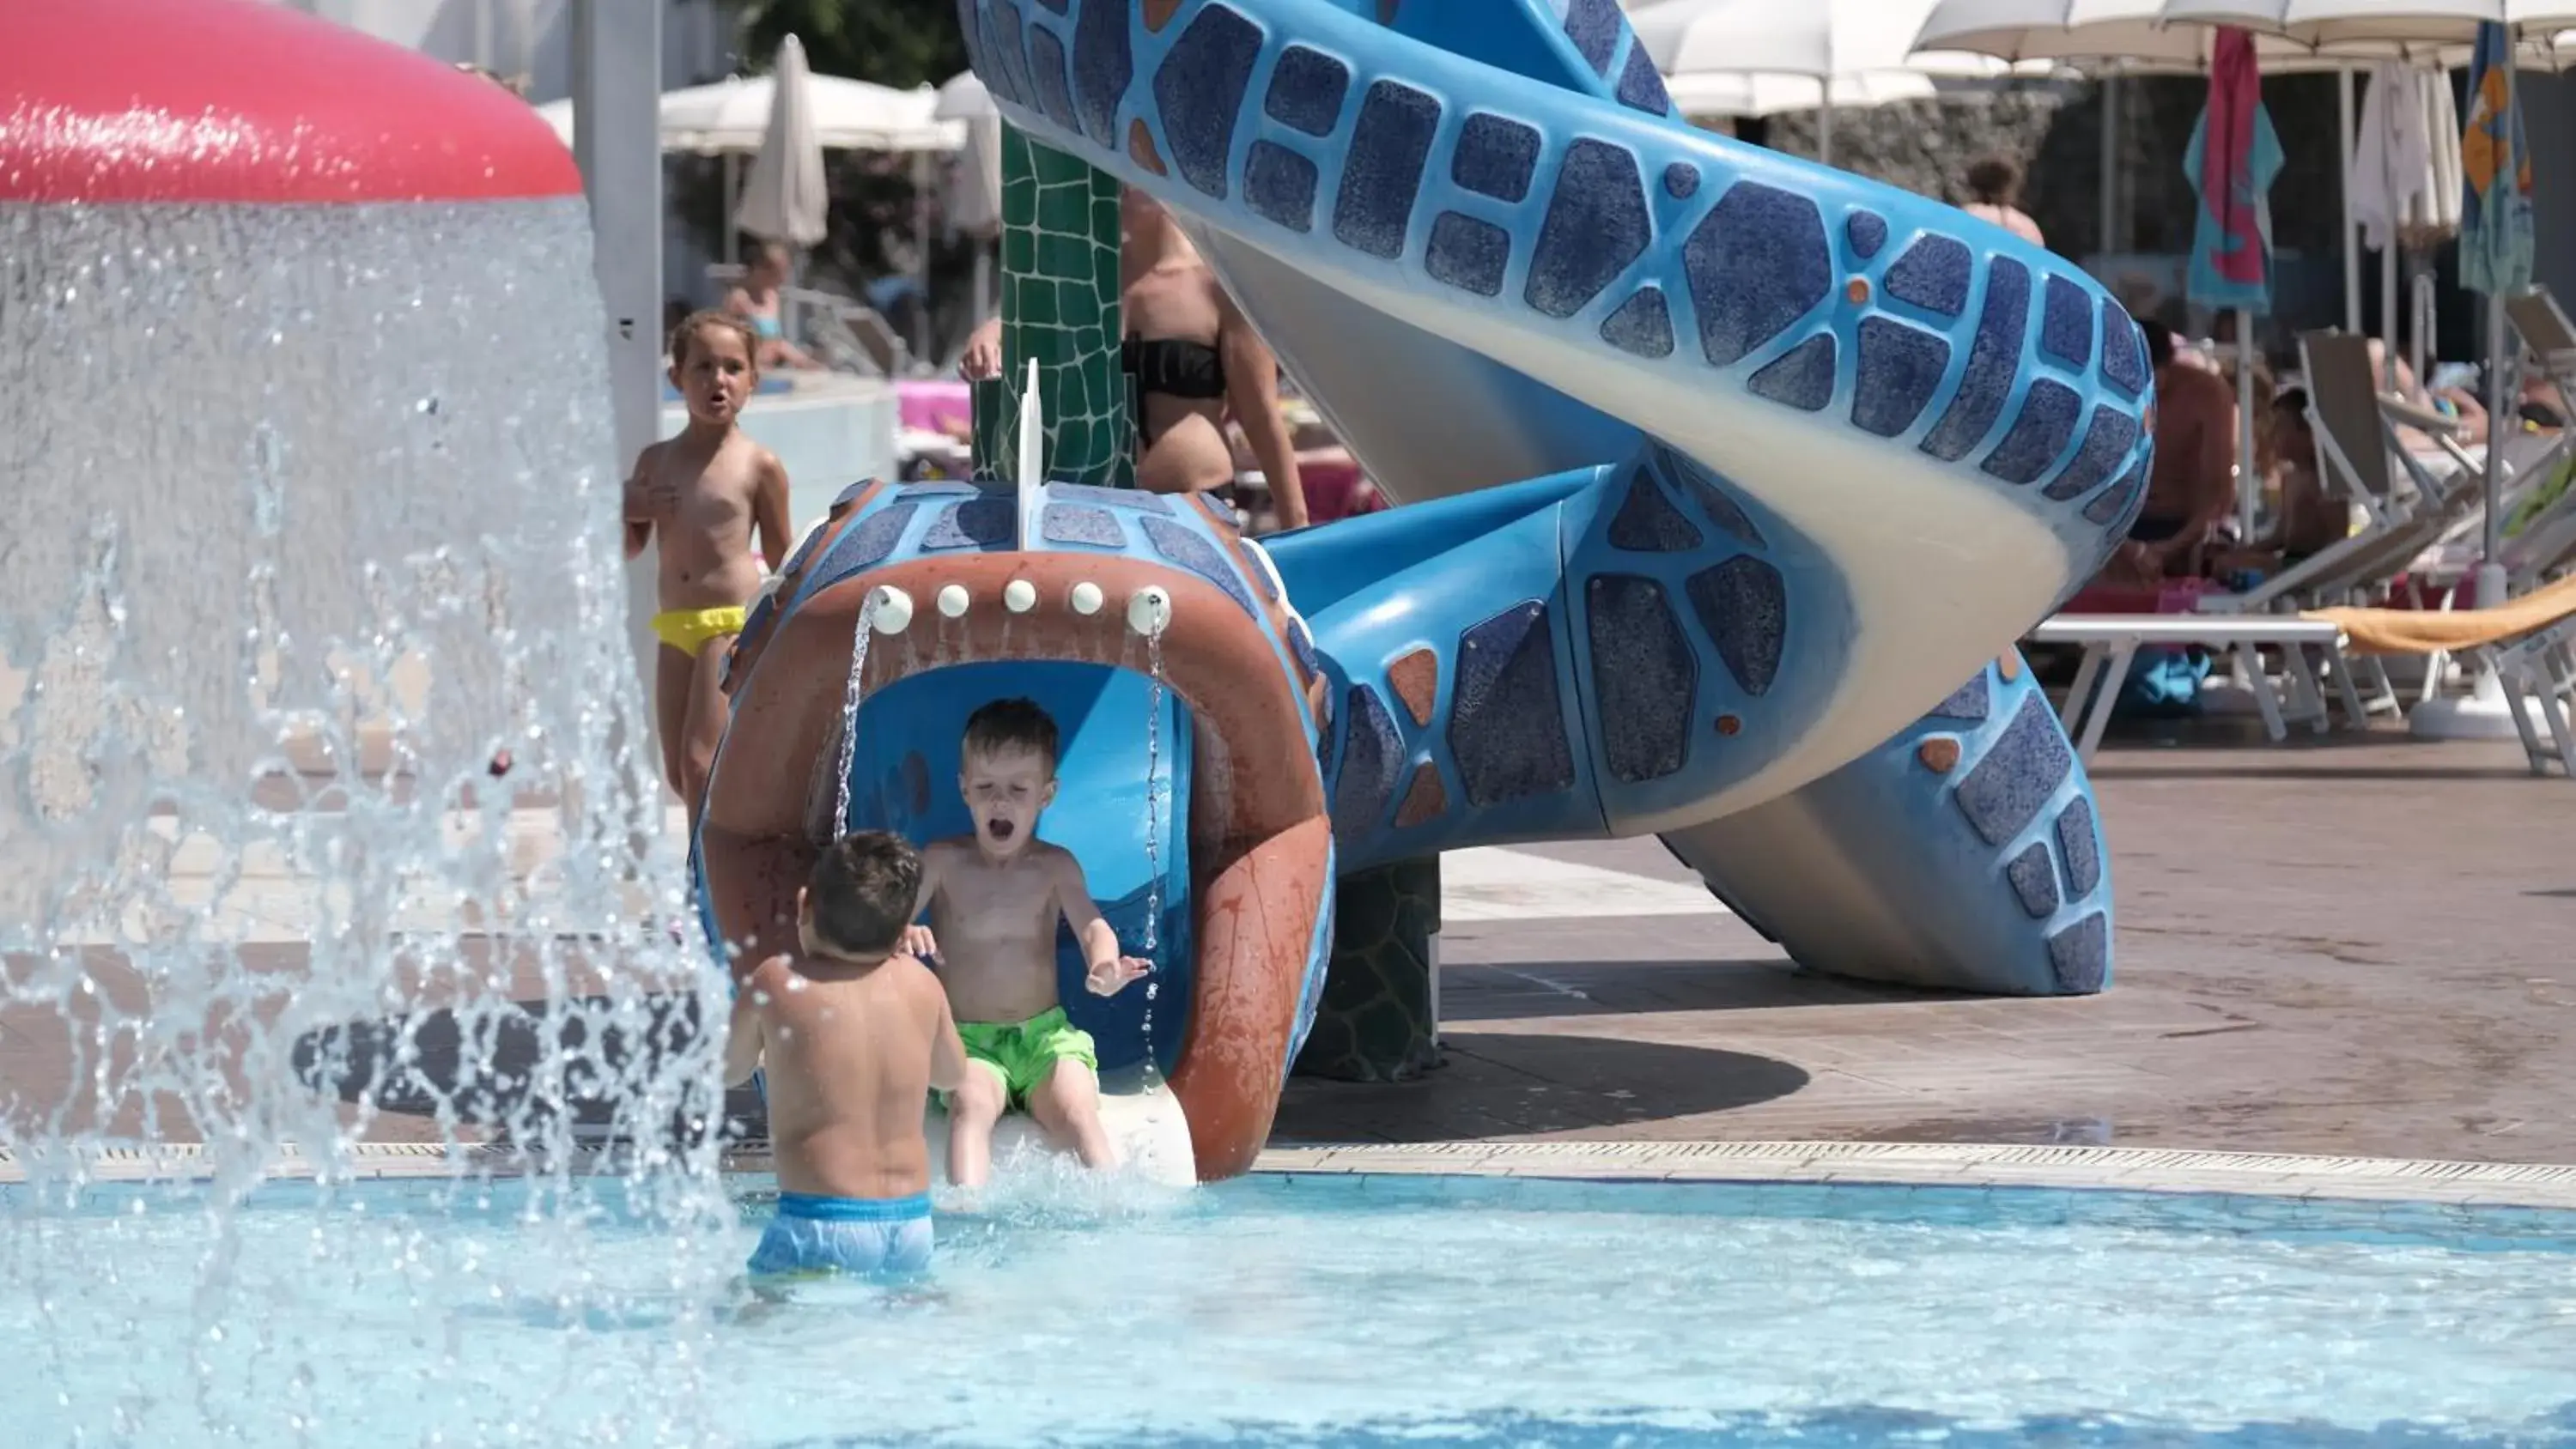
[0,0,580,204]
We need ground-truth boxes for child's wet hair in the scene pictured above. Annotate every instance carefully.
[669,309,759,372]
[961,697,1060,773]
[804,830,922,957]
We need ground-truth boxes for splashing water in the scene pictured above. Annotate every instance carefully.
[1139,620,1166,1083]
[829,591,879,839]
[0,199,736,1440]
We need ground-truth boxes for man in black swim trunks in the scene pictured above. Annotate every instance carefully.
[2123,317,2241,578]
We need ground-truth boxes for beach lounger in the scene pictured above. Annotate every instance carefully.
[2028,615,2358,761]
[2503,284,2576,426]
[2307,572,2576,777]
[2302,332,2452,528]
[2033,574,2576,772]
[2494,617,2576,776]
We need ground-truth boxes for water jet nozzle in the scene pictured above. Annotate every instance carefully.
[1003,579,1038,614]
[1070,581,1105,616]
[868,585,914,634]
[1127,585,1172,636]
[937,584,971,619]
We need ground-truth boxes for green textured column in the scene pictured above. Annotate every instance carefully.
[1293,858,1443,1083]
[969,125,1131,488]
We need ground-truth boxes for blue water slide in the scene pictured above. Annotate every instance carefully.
[698,477,1341,1180]
[964,0,2136,993]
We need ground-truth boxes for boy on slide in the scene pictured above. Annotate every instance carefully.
[903,699,1153,1189]
[623,310,793,819]
[726,831,969,1282]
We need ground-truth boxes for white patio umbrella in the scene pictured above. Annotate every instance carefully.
[1915,0,2351,66]
[534,74,964,155]
[1662,70,1939,120]
[734,35,829,249]
[1625,0,2027,161]
[2163,0,2576,53]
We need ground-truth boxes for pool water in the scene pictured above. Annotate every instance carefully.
[5,1168,2574,1446]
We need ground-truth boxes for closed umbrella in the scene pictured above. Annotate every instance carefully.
[935,70,1001,234]
[2349,62,2462,387]
[735,34,829,249]
[936,70,1003,329]
[2182,27,2283,542]
[2460,19,2534,607]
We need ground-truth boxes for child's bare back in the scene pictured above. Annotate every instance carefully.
[724,831,966,1283]
[734,948,958,1199]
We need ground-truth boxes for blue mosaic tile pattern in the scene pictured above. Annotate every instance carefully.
[1331,683,1404,843]
[1448,601,1577,807]
[1585,573,1696,783]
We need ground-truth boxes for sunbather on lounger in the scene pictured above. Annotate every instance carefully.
[2128,318,2240,579]
[2204,388,2348,578]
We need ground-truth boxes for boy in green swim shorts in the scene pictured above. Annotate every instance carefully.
[902,699,1151,1189]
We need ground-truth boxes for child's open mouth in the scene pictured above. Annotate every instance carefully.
[984,819,1015,841]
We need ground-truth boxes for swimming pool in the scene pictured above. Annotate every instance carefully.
[5,1166,2573,1446]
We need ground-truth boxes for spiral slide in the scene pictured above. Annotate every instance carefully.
[697,0,2156,1186]
[960,0,2144,996]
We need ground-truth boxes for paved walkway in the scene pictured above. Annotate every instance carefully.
[4,725,2573,1167]
[1278,728,2576,1165]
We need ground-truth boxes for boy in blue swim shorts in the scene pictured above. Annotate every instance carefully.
[902,699,1152,1190]
[726,831,970,1282]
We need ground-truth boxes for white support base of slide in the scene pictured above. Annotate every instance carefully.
[921,1072,1197,1187]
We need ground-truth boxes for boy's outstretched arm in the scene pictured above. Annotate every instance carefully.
[902,846,945,959]
[1050,851,1151,995]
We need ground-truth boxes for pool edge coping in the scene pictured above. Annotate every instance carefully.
[1249,1141,2576,1209]
[7,1138,2576,1209]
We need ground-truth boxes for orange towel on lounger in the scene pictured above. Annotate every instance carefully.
[2304,572,2576,654]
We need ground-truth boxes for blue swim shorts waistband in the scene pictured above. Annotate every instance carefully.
[775,1191,932,1223]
